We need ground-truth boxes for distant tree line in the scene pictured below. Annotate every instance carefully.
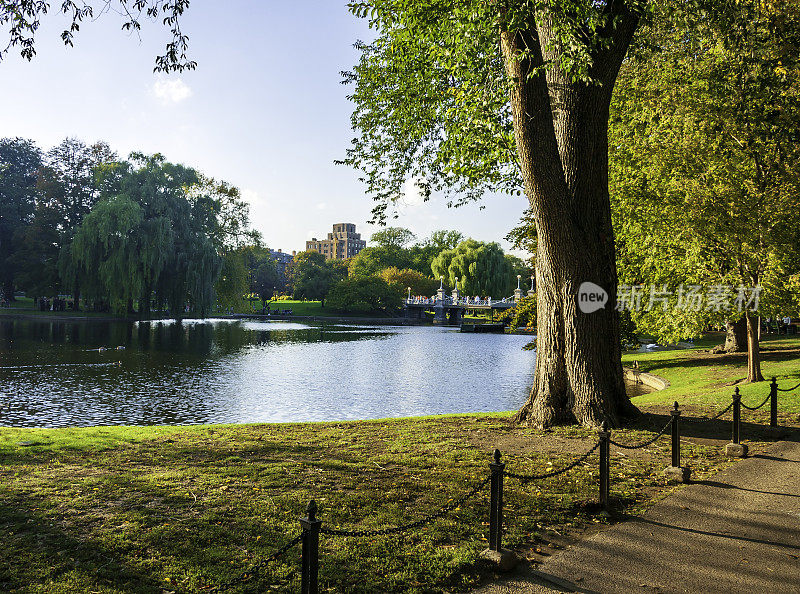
[0,136,267,316]
[1,136,529,317]
[287,227,531,314]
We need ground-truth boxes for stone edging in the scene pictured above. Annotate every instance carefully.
[622,367,670,391]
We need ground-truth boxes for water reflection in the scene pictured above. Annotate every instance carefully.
[0,318,536,428]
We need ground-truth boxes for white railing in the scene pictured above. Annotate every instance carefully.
[404,296,516,307]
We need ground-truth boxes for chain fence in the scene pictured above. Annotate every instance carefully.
[740,393,771,411]
[203,382,798,593]
[609,417,672,449]
[776,381,800,392]
[208,533,302,593]
[503,440,601,481]
[319,476,491,538]
[705,401,733,421]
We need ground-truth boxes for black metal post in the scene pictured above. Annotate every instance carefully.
[300,499,321,594]
[732,388,741,445]
[489,449,505,552]
[598,421,611,513]
[770,377,778,428]
[671,401,681,468]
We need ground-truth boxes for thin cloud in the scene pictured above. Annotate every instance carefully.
[151,78,193,104]
[401,177,425,207]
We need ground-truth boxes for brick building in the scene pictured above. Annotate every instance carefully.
[306,223,367,260]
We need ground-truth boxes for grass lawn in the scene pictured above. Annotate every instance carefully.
[247,300,394,318]
[0,297,117,318]
[0,414,742,594]
[624,333,800,415]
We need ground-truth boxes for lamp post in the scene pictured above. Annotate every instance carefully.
[514,274,522,301]
[407,286,411,301]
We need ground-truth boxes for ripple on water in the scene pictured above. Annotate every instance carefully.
[0,320,536,427]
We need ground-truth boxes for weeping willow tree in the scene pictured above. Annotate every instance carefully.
[431,239,515,297]
[69,153,223,316]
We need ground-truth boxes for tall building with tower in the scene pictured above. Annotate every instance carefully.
[306,223,367,260]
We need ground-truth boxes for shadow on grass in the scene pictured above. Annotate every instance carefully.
[0,498,165,593]
[636,345,800,374]
[623,411,800,443]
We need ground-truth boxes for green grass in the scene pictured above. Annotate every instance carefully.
[0,297,118,318]
[0,415,735,593]
[245,300,394,318]
[625,333,800,413]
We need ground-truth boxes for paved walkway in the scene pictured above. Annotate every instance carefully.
[474,440,800,594]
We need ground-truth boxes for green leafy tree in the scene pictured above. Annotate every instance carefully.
[431,239,515,298]
[216,247,250,312]
[370,227,416,250]
[610,0,800,382]
[0,137,41,300]
[408,229,465,274]
[348,245,413,279]
[70,195,145,312]
[12,202,62,297]
[42,138,117,308]
[343,1,649,427]
[0,1,195,72]
[288,251,336,306]
[497,295,537,329]
[252,256,279,305]
[69,153,224,316]
[326,276,403,314]
[379,267,439,297]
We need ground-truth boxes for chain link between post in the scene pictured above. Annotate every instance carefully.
[776,381,800,392]
[609,417,673,449]
[207,533,303,592]
[740,393,771,411]
[503,440,601,481]
[706,401,734,420]
[319,476,491,538]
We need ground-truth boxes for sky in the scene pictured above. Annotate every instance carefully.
[0,1,529,256]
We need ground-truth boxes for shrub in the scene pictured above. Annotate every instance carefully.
[378,267,439,297]
[326,277,404,313]
[497,295,537,328]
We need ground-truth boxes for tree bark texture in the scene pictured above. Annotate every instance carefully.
[504,7,640,428]
[723,316,747,353]
[745,311,764,383]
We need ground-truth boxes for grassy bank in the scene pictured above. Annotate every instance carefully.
[624,333,800,414]
[0,414,740,594]
[0,297,120,319]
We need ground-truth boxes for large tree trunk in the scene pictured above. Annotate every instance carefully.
[723,316,747,352]
[745,311,763,383]
[504,9,640,428]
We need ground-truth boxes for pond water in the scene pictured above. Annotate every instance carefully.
[0,318,538,428]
